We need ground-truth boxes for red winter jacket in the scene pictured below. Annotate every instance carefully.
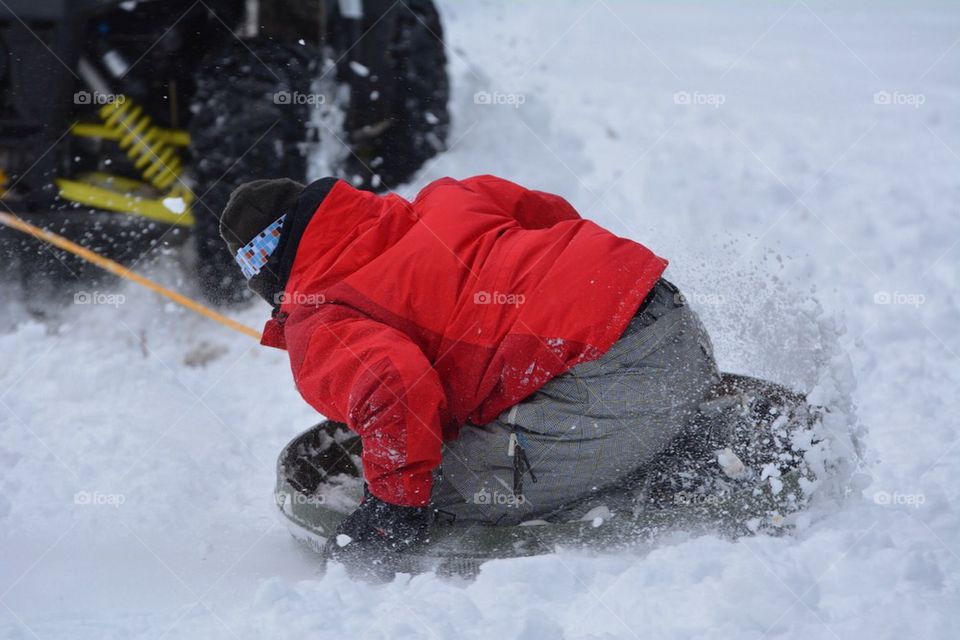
[260,175,667,506]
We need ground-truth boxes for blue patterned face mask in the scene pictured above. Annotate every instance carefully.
[235,214,286,280]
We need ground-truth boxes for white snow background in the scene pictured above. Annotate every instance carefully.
[2,1,959,638]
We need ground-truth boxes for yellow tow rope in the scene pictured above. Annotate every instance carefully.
[0,211,262,341]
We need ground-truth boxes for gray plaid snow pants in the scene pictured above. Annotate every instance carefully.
[431,279,721,525]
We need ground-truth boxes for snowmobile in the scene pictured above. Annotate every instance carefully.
[0,0,449,305]
[275,373,828,577]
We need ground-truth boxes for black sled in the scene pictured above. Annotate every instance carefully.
[275,374,825,577]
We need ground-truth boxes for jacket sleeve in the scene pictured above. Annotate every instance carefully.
[462,174,582,229]
[284,303,447,507]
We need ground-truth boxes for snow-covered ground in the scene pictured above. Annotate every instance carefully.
[2,1,959,638]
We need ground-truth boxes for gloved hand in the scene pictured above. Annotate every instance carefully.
[326,486,430,577]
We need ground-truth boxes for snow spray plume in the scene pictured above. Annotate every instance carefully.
[0,211,262,340]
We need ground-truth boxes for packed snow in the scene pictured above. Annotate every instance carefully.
[2,1,959,638]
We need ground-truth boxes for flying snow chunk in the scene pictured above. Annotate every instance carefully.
[163,197,187,214]
[768,476,784,495]
[717,447,747,479]
[349,61,370,77]
[335,534,353,548]
[581,505,612,527]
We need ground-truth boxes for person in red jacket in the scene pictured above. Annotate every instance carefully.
[220,175,719,566]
